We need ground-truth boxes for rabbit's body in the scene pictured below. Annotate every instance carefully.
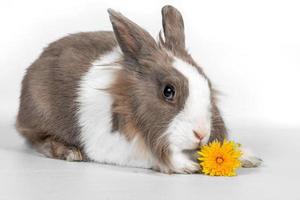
[16,6,261,173]
[77,44,155,168]
[17,31,153,166]
[17,31,116,146]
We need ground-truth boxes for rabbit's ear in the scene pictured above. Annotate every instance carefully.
[161,5,185,52]
[108,9,158,60]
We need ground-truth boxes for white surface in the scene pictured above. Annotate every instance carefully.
[1,0,300,199]
[1,118,299,200]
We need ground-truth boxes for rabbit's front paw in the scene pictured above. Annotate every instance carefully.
[170,152,199,174]
[241,156,262,168]
[240,147,262,168]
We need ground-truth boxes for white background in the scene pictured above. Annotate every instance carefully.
[0,0,299,200]
[0,0,300,128]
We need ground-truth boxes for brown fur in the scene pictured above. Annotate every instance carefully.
[161,5,185,53]
[159,5,227,143]
[16,6,227,171]
[107,11,190,167]
[17,31,118,160]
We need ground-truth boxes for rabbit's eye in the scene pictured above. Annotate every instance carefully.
[163,84,175,101]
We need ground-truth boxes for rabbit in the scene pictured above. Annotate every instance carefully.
[16,5,261,173]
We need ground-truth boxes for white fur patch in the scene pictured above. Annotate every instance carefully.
[167,57,211,152]
[76,47,153,169]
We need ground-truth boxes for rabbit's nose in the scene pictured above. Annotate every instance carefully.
[193,130,206,141]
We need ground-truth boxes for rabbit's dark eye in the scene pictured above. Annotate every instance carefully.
[163,84,175,101]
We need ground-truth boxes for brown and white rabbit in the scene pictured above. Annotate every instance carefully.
[16,5,261,173]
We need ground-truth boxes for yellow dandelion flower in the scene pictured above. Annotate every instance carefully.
[197,140,242,176]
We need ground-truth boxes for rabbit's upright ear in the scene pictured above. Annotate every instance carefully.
[108,9,158,60]
[161,5,185,52]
